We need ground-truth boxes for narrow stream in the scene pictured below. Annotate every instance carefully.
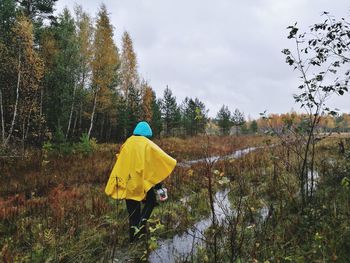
[149,189,230,263]
[149,147,262,263]
[149,151,320,262]
[177,146,259,167]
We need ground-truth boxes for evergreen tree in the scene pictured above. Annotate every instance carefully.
[161,86,181,136]
[216,105,232,135]
[250,120,258,133]
[181,97,207,136]
[115,96,127,141]
[151,97,163,138]
[232,108,245,135]
[126,84,142,136]
[43,8,79,137]
[16,0,58,21]
[0,0,16,43]
[0,0,17,143]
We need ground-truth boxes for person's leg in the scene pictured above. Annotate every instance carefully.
[125,199,141,242]
[140,188,157,234]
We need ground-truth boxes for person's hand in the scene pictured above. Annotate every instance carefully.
[156,188,168,201]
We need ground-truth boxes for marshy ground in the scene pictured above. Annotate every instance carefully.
[1,135,349,262]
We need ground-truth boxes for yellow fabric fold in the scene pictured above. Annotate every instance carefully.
[105,136,177,201]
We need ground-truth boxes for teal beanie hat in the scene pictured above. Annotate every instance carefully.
[133,121,153,138]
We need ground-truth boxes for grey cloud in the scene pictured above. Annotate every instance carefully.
[56,0,350,117]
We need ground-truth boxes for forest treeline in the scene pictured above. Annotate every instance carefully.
[0,0,212,148]
[1,0,349,151]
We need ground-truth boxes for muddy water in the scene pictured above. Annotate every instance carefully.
[177,146,258,167]
[149,153,320,263]
[148,189,231,263]
[149,147,262,263]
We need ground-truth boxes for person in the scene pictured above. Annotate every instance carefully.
[105,121,177,242]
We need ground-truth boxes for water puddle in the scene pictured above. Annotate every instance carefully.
[149,146,265,263]
[306,170,320,192]
[177,146,259,167]
[149,188,269,263]
[113,145,267,262]
[148,189,231,263]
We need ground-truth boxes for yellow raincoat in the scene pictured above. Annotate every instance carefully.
[105,136,177,201]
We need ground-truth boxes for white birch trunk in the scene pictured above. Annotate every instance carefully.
[66,84,77,138]
[4,53,21,146]
[87,90,98,139]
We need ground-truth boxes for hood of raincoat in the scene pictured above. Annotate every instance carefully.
[133,121,152,138]
[105,135,177,201]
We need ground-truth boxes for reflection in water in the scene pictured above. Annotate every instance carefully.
[149,190,231,263]
[306,170,319,192]
[177,147,258,168]
[149,189,269,263]
[149,146,265,263]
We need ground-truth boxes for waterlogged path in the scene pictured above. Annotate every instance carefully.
[177,146,259,167]
[149,146,264,263]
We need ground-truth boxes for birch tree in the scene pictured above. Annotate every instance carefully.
[4,16,43,146]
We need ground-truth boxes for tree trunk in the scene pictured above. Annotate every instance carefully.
[88,90,98,139]
[72,109,78,138]
[25,109,32,141]
[300,112,319,206]
[66,84,77,138]
[78,101,83,134]
[4,53,21,146]
[0,87,5,143]
[100,113,105,139]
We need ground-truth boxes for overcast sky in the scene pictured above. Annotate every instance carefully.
[55,0,350,118]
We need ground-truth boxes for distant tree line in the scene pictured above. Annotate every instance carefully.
[256,112,350,134]
[2,1,348,150]
[0,1,215,148]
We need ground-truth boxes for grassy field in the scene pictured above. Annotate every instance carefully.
[1,135,349,262]
[0,135,267,262]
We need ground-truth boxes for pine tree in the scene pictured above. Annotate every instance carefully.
[114,96,127,141]
[232,108,245,136]
[43,8,79,138]
[16,0,58,21]
[250,120,258,133]
[0,0,17,143]
[151,98,163,138]
[161,86,181,136]
[182,97,207,136]
[0,0,16,42]
[216,105,232,135]
[126,85,142,136]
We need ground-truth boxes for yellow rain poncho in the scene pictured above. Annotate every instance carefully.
[105,136,177,201]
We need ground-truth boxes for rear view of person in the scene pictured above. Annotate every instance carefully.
[105,121,177,242]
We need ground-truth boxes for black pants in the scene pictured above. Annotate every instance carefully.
[125,188,157,242]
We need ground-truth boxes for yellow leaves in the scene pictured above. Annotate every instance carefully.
[213,169,224,177]
[92,6,119,92]
[120,31,139,96]
[141,85,154,122]
[187,169,194,176]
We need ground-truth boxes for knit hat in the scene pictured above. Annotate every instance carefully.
[133,121,153,138]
